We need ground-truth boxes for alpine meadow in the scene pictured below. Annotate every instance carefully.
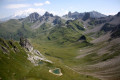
[0,0,120,80]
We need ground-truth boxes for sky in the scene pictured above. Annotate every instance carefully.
[0,0,120,19]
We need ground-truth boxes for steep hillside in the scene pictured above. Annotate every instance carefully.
[0,38,33,80]
[0,38,100,80]
[0,12,87,44]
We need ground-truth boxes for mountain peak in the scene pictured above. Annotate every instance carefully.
[44,12,53,17]
[89,11,106,18]
[63,11,106,19]
[116,12,120,16]
[82,12,90,21]
[29,12,39,18]
[68,11,72,17]
[28,12,39,23]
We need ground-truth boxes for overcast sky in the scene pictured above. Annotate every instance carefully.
[0,0,120,18]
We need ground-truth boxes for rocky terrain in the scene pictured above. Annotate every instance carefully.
[0,11,120,80]
[63,11,106,19]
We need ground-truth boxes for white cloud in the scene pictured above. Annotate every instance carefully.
[6,4,30,9]
[46,10,68,16]
[13,8,66,18]
[45,1,50,4]
[50,9,69,16]
[6,1,51,8]
[34,3,44,6]
[14,8,46,17]
[34,1,50,7]
[104,12,116,16]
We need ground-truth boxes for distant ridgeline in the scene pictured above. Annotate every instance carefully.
[0,11,119,43]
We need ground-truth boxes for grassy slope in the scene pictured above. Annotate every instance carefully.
[0,38,100,80]
[30,35,120,80]
[0,38,33,80]
[0,19,35,40]
[0,19,108,80]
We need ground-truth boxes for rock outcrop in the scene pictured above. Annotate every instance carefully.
[63,11,106,19]
[28,12,40,23]
[19,37,52,65]
[44,12,53,17]
[78,35,86,41]
[19,37,33,52]
[82,13,90,21]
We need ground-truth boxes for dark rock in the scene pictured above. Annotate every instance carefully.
[78,35,86,41]
[19,37,33,52]
[29,12,39,23]
[66,20,73,24]
[0,45,8,53]
[9,41,16,48]
[44,12,53,17]
[53,16,62,25]
[116,12,120,17]
[68,11,72,17]
[82,13,90,21]
[9,41,19,52]
[0,38,9,48]
[111,24,120,38]
[101,23,116,32]
[39,12,54,22]
[47,37,51,40]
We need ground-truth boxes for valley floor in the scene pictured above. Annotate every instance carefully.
[30,37,120,80]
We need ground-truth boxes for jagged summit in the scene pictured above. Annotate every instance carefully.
[82,12,90,21]
[44,12,53,17]
[63,11,106,19]
[26,11,63,28]
[28,12,40,23]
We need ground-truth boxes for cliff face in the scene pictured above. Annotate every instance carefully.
[19,37,33,52]
[19,37,52,65]
[28,12,40,23]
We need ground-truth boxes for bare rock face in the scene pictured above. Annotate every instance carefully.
[39,12,54,22]
[82,13,90,21]
[19,37,52,65]
[29,12,39,23]
[68,11,72,17]
[44,12,53,17]
[19,37,33,52]
[116,12,120,17]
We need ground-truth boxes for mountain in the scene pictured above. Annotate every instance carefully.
[0,37,100,80]
[0,11,119,42]
[28,12,40,23]
[63,11,106,19]
[0,11,120,80]
[85,12,120,39]
[22,12,65,29]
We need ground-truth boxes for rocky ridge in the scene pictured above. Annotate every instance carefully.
[63,11,106,19]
